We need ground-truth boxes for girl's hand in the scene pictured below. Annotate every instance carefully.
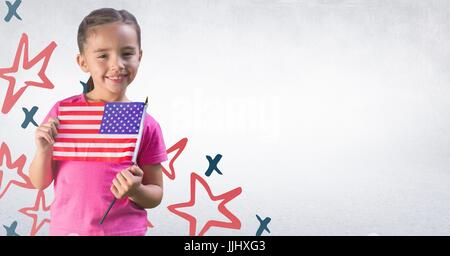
[35,117,59,152]
[111,165,144,199]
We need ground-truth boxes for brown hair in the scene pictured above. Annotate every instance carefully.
[77,8,141,92]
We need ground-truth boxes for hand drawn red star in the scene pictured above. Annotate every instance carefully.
[0,33,57,114]
[146,219,154,229]
[162,138,188,180]
[19,190,51,236]
[167,172,242,236]
[145,138,188,230]
[0,142,33,199]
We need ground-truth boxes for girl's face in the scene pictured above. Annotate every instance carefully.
[77,22,142,97]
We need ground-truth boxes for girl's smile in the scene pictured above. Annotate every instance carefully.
[105,73,129,85]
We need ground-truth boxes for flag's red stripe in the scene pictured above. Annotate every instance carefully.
[53,147,135,153]
[59,120,102,125]
[59,111,104,116]
[60,102,105,107]
[58,129,100,134]
[55,138,137,143]
[53,156,132,162]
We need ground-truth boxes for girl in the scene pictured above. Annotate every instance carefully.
[29,8,168,236]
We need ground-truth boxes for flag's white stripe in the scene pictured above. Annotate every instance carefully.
[53,151,134,157]
[59,106,104,111]
[59,124,101,130]
[54,142,136,148]
[58,115,103,120]
[56,133,138,138]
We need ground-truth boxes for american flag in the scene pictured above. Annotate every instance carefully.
[53,101,146,162]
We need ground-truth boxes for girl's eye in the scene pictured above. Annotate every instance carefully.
[123,52,134,57]
[98,54,107,59]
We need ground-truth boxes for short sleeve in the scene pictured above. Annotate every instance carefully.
[41,102,59,125]
[137,115,168,166]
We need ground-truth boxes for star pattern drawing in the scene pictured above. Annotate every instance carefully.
[162,138,188,180]
[0,142,33,199]
[146,138,188,229]
[0,0,261,237]
[1,128,248,236]
[0,33,57,114]
[18,190,50,236]
[0,9,255,238]
[167,172,242,236]
[100,103,144,134]
[146,219,154,229]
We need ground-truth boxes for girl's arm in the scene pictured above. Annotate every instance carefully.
[29,117,59,190]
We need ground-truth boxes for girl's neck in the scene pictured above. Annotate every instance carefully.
[85,89,130,103]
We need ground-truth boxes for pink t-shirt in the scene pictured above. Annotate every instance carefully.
[41,94,168,236]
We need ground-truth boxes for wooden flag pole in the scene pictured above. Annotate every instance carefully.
[100,97,149,225]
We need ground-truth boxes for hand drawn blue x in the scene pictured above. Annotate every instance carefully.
[205,154,223,177]
[256,214,271,236]
[3,221,20,236]
[4,0,22,22]
[21,106,38,129]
